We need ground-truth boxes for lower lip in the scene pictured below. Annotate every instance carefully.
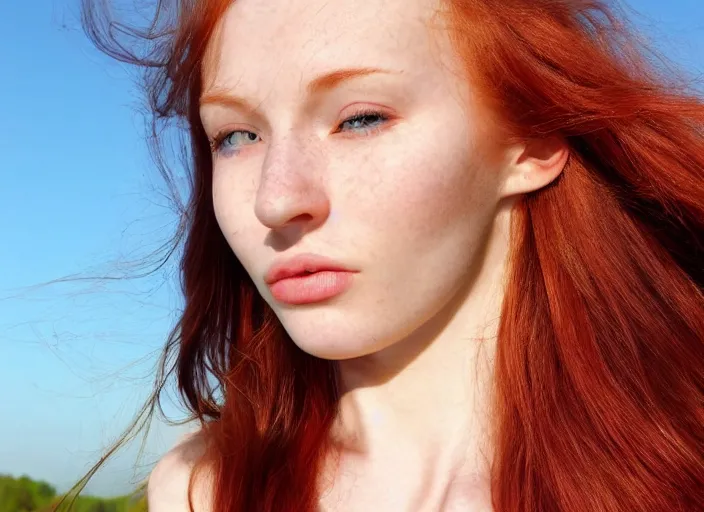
[269,271,355,305]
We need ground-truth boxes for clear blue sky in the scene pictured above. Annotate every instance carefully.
[1,0,702,499]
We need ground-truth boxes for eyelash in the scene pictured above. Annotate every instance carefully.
[208,108,390,155]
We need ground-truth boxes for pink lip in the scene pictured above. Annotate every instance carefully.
[265,253,357,305]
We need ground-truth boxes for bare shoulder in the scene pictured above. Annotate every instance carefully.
[147,430,213,512]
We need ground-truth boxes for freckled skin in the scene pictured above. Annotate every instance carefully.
[202,0,502,361]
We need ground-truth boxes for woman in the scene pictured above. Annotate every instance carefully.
[76,0,704,510]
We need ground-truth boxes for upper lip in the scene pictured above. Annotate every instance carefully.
[264,253,355,285]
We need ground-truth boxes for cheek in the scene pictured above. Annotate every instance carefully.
[338,122,500,242]
[212,173,236,235]
[212,170,257,262]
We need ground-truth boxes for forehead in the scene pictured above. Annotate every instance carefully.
[203,0,450,93]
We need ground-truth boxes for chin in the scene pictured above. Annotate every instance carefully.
[280,327,379,362]
[272,307,396,361]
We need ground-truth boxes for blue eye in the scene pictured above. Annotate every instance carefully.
[211,130,260,155]
[338,111,388,133]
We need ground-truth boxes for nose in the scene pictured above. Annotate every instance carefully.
[254,137,330,236]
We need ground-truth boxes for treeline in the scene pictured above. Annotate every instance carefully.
[0,475,147,512]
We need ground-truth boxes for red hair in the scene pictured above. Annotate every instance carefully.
[77,0,704,510]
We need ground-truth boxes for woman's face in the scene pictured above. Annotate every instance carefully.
[200,0,511,360]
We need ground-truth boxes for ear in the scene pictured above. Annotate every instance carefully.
[499,136,569,198]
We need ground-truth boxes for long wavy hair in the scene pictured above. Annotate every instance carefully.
[73,0,704,510]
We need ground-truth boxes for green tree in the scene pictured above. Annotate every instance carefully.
[0,475,147,512]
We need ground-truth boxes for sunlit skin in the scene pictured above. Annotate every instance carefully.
[153,0,568,509]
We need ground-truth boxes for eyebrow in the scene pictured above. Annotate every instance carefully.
[199,67,400,110]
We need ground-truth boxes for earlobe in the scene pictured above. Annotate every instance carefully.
[499,137,569,198]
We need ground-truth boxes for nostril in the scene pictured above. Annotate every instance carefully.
[290,213,314,224]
